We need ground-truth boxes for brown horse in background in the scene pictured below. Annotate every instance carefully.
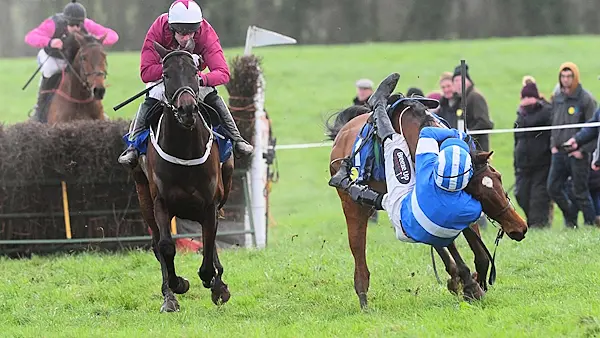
[46,32,108,124]
[132,41,234,312]
[327,88,528,309]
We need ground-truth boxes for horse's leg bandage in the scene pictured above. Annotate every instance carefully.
[380,134,416,242]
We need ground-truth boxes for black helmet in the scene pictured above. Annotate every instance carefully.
[63,1,86,25]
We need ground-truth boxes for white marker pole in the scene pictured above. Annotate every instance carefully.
[243,26,296,248]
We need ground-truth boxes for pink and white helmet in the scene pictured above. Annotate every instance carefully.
[168,0,203,34]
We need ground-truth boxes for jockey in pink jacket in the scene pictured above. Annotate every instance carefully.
[24,0,118,121]
[118,0,253,168]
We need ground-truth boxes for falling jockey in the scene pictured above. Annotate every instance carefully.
[118,0,253,168]
[24,0,119,121]
[329,73,483,247]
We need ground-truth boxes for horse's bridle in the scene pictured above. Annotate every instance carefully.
[160,50,200,129]
[59,42,107,94]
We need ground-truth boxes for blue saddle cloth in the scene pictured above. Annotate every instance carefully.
[123,124,233,164]
[351,122,385,183]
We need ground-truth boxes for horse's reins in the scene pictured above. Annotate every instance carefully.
[158,50,203,130]
[58,42,106,99]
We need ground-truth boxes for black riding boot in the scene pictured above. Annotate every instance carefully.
[30,77,53,123]
[367,73,400,142]
[118,97,160,169]
[348,183,385,210]
[204,92,254,156]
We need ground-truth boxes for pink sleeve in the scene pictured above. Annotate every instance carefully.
[24,18,56,48]
[83,19,119,46]
[198,28,230,87]
[140,17,165,83]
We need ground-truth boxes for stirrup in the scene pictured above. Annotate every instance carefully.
[328,157,353,190]
[118,146,139,168]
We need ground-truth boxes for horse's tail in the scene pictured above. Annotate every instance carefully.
[324,105,371,141]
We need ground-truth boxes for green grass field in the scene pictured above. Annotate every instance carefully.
[2,35,600,337]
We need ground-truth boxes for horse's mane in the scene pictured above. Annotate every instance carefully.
[324,105,371,140]
[62,32,104,62]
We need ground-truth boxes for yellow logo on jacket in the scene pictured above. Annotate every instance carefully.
[568,106,575,115]
[456,109,463,117]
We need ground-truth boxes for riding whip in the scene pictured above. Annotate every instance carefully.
[22,56,49,91]
[113,80,164,111]
[458,59,467,133]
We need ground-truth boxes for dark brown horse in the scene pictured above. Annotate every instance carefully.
[132,41,234,312]
[46,32,108,124]
[327,92,528,309]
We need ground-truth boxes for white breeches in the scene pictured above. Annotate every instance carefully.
[380,133,417,242]
[37,49,66,79]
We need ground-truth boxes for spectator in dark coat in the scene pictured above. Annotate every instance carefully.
[452,64,494,151]
[437,72,460,129]
[513,81,552,228]
[547,62,597,227]
[563,106,600,225]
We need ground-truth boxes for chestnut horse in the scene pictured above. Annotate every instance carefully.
[46,32,108,124]
[131,41,234,312]
[327,93,528,309]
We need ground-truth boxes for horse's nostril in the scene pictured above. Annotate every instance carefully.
[93,87,106,99]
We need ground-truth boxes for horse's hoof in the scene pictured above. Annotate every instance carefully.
[172,277,190,295]
[160,297,180,313]
[463,282,485,302]
[472,272,488,292]
[211,281,230,305]
[201,276,215,289]
[358,292,368,310]
[447,277,460,295]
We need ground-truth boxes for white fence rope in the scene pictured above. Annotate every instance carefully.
[275,121,600,150]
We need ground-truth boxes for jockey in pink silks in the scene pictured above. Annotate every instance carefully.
[118,0,253,168]
[24,0,119,121]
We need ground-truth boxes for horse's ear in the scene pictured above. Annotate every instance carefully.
[184,38,195,53]
[473,151,492,164]
[153,41,168,59]
[74,32,85,46]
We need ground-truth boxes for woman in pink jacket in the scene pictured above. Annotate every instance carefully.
[24,0,118,121]
[118,0,253,168]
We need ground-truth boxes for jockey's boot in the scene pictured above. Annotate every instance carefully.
[328,157,353,190]
[118,97,159,169]
[347,183,385,210]
[30,77,52,123]
[205,93,254,157]
[368,73,400,142]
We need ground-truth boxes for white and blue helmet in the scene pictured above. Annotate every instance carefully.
[435,138,473,192]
